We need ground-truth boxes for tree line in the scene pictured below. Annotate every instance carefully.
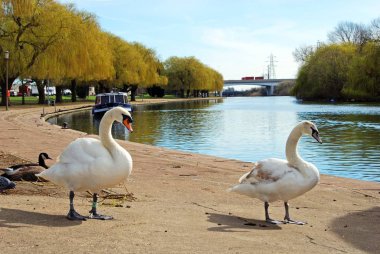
[293,17,380,101]
[0,0,224,105]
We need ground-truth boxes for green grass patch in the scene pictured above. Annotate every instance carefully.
[9,95,95,105]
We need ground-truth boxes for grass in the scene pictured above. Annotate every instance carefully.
[9,95,96,105]
[7,93,190,106]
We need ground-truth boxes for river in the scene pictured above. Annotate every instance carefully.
[47,96,380,182]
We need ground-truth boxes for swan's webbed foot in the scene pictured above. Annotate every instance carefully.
[67,210,87,221]
[283,218,306,225]
[88,211,113,220]
[88,193,114,220]
[283,202,306,225]
[265,218,284,224]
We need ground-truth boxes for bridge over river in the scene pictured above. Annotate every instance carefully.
[224,79,295,95]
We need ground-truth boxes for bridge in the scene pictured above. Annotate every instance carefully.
[224,79,295,96]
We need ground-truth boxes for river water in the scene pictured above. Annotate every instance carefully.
[48,96,380,182]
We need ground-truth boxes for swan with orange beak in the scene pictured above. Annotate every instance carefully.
[37,107,134,220]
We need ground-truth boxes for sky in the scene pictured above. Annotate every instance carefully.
[59,0,380,80]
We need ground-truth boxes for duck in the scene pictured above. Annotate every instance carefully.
[0,176,16,191]
[37,107,133,221]
[1,153,52,181]
[229,121,322,225]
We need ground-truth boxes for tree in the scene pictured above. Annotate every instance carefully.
[126,42,167,101]
[370,17,380,42]
[328,21,371,49]
[293,44,356,100]
[28,5,114,103]
[147,85,165,97]
[293,45,314,63]
[295,17,380,101]
[106,35,168,101]
[164,56,223,98]
[344,42,380,99]
[0,0,67,105]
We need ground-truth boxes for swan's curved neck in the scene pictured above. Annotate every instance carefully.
[285,126,304,166]
[99,114,118,152]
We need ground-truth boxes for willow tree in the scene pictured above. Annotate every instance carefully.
[127,42,167,101]
[164,56,199,97]
[106,36,167,101]
[164,56,222,97]
[107,34,143,93]
[344,42,380,99]
[293,44,356,100]
[29,5,114,103]
[0,0,66,105]
[206,68,224,96]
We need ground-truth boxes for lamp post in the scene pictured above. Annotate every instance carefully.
[4,50,9,111]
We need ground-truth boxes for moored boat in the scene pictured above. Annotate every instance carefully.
[92,92,132,116]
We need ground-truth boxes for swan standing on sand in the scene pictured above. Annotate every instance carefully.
[37,107,133,221]
[229,121,322,225]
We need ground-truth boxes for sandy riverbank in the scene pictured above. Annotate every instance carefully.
[0,101,379,254]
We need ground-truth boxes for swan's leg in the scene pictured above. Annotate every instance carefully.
[88,193,113,220]
[67,191,87,221]
[264,202,282,224]
[283,202,306,225]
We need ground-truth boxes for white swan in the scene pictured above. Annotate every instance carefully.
[37,107,133,221]
[229,121,322,225]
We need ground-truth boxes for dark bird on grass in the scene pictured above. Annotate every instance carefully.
[0,153,52,181]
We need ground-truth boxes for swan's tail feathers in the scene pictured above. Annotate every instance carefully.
[35,170,52,182]
[35,172,46,181]
[228,183,256,197]
[227,185,241,193]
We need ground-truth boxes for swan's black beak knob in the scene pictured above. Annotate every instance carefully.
[312,129,322,144]
[122,114,133,132]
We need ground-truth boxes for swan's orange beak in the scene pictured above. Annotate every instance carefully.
[123,119,133,132]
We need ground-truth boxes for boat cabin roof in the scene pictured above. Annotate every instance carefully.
[95,92,128,97]
[95,92,129,104]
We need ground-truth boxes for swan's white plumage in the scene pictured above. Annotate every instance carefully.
[230,121,320,203]
[37,107,133,193]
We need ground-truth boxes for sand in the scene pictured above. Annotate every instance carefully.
[0,100,379,254]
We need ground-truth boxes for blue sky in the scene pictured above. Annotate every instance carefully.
[60,0,380,80]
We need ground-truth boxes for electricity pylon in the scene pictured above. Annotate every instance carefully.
[267,54,277,79]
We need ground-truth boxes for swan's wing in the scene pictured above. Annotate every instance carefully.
[239,158,293,184]
[57,137,111,165]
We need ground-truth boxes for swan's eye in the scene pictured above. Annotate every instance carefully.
[311,127,318,134]
[122,114,133,123]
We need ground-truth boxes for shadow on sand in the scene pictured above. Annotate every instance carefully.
[330,206,380,254]
[0,208,82,228]
[206,212,281,232]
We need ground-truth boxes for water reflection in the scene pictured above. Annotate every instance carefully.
[47,97,380,182]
